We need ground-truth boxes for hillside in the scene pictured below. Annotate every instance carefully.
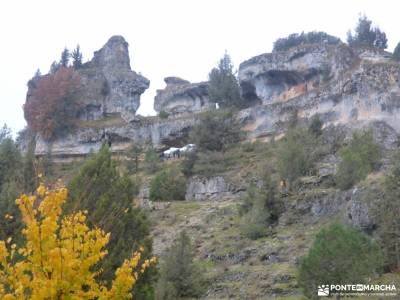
[11,30,400,299]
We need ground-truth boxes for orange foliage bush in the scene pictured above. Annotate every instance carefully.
[24,67,81,140]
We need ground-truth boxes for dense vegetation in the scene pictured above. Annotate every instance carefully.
[208,53,245,109]
[189,110,243,152]
[155,231,205,299]
[0,183,155,299]
[24,67,82,140]
[66,146,155,299]
[298,223,383,299]
[335,130,381,190]
[347,15,388,49]
[149,166,186,201]
[273,31,341,52]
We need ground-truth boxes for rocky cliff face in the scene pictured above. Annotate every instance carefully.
[77,36,150,122]
[238,43,357,105]
[27,38,400,159]
[238,43,400,141]
[154,77,213,115]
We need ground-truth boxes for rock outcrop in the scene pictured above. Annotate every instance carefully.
[237,43,400,141]
[26,38,400,159]
[154,77,213,115]
[238,43,357,104]
[77,36,150,122]
[185,176,240,201]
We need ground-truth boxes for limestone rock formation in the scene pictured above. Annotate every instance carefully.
[154,77,213,115]
[185,176,240,201]
[77,35,150,122]
[238,43,357,104]
[237,43,400,141]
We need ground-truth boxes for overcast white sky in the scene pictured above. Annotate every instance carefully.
[1,0,399,135]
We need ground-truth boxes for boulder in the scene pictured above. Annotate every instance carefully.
[154,77,214,115]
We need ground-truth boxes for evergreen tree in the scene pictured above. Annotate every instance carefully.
[149,166,186,201]
[373,152,400,271]
[208,52,244,108]
[392,42,400,61]
[0,130,23,242]
[190,110,242,152]
[71,44,83,68]
[347,15,388,49]
[298,223,383,299]
[60,47,70,67]
[49,61,60,74]
[156,231,205,299]
[67,146,155,299]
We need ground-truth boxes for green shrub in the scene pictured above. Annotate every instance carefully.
[155,231,205,299]
[298,223,383,299]
[308,115,323,137]
[144,148,160,174]
[190,110,243,152]
[150,167,186,201]
[239,173,281,240]
[373,152,400,271]
[335,130,381,190]
[159,110,169,119]
[273,31,341,52]
[277,127,318,187]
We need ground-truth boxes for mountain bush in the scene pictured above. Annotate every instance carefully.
[335,130,381,190]
[298,223,383,299]
[155,231,205,299]
[149,166,186,201]
[273,31,341,52]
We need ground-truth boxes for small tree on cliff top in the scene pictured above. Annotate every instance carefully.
[208,52,244,109]
[0,183,156,299]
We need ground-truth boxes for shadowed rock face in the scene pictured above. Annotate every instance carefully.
[237,43,400,143]
[154,77,214,115]
[238,43,357,104]
[76,35,150,122]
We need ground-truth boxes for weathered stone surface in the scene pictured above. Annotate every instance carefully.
[77,36,150,122]
[238,43,357,104]
[185,176,236,201]
[34,115,198,157]
[154,77,214,115]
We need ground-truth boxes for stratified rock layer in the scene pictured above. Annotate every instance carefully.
[154,77,213,115]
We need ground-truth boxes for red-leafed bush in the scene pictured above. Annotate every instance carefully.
[24,67,81,140]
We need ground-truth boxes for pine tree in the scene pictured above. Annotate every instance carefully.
[71,44,83,68]
[347,15,388,49]
[208,52,244,108]
[49,60,60,74]
[60,47,70,67]
[298,223,383,299]
[67,146,155,299]
[393,42,400,61]
[156,231,204,299]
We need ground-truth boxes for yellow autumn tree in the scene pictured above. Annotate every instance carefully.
[0,183,156,299]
